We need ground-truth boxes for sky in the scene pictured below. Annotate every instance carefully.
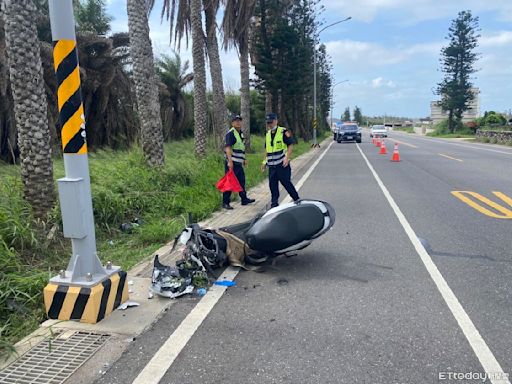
[106,0,512,119]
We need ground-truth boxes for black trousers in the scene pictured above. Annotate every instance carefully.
[223,162,247,204]
[268,163,300,207]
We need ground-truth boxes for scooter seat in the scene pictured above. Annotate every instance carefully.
[245,204,324,252]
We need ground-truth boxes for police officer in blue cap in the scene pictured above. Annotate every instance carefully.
[222,114,256,209]
[261,113,300,208]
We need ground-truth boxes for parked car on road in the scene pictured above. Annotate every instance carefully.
[336,123,361,143]
[370,124,388,138]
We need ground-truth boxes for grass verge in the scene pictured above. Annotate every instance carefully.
[393,127,415,134]
[426,133,475,139]
[0,132,322,359]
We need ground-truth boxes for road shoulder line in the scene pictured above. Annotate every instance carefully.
[356,144,510,384]
[132,141,335,384]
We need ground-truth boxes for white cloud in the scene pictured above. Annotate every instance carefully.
[480,31,512,47]
[325,39,442,68]
[371,77,384,87]
[321,0,512,23]
[370,77,396,88]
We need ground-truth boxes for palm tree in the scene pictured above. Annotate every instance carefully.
[222,0,257,151]
[148,0,227,153]
[75,0,112,35]
[203,0,228,149]
[190,0,207,157]
[2,0,54,218]
[156,53,194,140]
[0,6,16,164]
[126,0,165,166]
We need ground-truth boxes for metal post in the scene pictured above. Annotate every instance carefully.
[47,0,120,286]
[330,92,333,131]
[313,48,317,147]
[329,80,348,134]
[312,17,351,148]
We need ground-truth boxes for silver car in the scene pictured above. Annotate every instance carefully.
[370,124,387,138]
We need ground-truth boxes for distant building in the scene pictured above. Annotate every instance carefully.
[430,87,480,124]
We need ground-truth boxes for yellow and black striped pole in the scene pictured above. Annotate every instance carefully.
[53,39,87,154]
[44,0,127,323]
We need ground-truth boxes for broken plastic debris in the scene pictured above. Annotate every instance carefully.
[118,301,140,310]
[150,284,194,299]
[148,290,154,299]
[196,288,207,296]
[128,280,134,285]
[214,280,236,287]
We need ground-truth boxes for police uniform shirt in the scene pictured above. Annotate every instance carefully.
[225,129,244,147]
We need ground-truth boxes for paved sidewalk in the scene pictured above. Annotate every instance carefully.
[0,138,329,384]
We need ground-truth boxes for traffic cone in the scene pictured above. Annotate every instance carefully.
[379,139,387,154]
[391,143,400,162]
[376,138,381,147]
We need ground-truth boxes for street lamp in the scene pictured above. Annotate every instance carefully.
[313,16,352,147]
[330,80,349,130]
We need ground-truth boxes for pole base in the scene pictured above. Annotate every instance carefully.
[44,271,129,324]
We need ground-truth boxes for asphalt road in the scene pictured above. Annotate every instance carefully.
[96,132,512,384]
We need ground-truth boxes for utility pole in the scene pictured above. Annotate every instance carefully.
[43,0,128,323]
[330,80,349,130]
[312,16,351,147]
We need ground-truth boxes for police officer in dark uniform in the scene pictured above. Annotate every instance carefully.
[222,114,256,210]
[261,113,300,208]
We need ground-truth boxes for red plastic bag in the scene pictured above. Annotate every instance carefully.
[216,169,243,193]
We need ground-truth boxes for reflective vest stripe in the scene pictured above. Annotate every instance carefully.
[266,153,285,166]
[232,153,245,163]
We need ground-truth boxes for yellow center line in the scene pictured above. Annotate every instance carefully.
[493,191,512,208]
[387,138,418,148]
[438,153,463,162]
[452,191,512,219]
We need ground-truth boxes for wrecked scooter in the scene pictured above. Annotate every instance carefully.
[151,199,335,296]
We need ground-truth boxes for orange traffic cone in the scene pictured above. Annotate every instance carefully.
[391,143,400,162]
[379,139,387,154]
[376,138,381,147]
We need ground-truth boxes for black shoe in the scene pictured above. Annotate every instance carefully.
[222,203,234,210]
[241,198,256,206]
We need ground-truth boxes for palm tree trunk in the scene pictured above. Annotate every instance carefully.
[204,1,228,150]
[3,0,55,218]
[190,0,208,157]
[240,39,251,151]
[126,0,165,166]
[0,9,17,164]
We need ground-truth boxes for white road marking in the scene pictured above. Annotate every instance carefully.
[132,141,335,384]
[356,144,510,384]
[393,132,512,156]
[438,153,463,162]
